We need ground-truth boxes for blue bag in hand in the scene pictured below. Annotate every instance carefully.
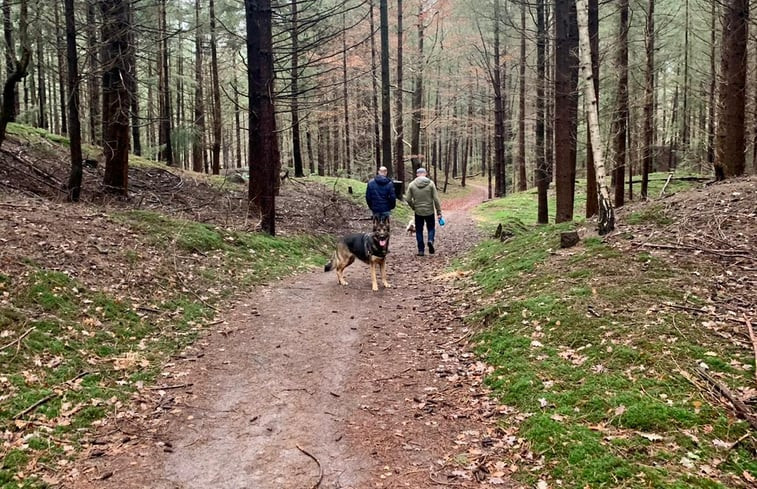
[438,216,446,226]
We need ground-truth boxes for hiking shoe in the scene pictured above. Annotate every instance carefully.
[428,241,435,254]
[417,251,425,256]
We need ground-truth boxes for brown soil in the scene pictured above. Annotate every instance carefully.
[58,186,518,489]
[7,130,752,489]
[0,135,513,489]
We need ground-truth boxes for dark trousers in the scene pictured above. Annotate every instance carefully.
[414,214,436,252]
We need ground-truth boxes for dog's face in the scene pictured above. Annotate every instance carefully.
[372,216,390,249]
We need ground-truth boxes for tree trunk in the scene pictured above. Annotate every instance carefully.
[54,2,67,136]
[517,2,527,192]
[234,70,242,168]
[502,24,512,196]
[461,95,473,187]
[158,0,173,165]
[341,10,352,176]
[36,39,47,129]
[100,0,132,195]
[715,0,748,180]
[576,0,614,235]
[612,0,629,208]
[317,119,325,176]
[369,0,381,171]
[409,1,424,174]
[641,0,655,198]
[492,0,505,198]
[451,102,458,179]
[64,0,82,202]
[3,1,19,122]
[0,0,29,147]
[86,1,100,145]
[175,36,185,168]
[290,0,303,177]
[554,0,578,223]
[306,129,314,174]
[129,3,141,156]
[193,0,206,173]
[584,0,598,217]
[49,49,58,133]
[147,60,155,155]
[545,2,554,184]
[209,0,222,174]
[432,72,442,181]
[394,0,405,191]
[536,0,548,224]
[707,1,716,169]
[681,0,690,148]
[245,0,279,235]
[668,64,679,170]
[379,0,392,174]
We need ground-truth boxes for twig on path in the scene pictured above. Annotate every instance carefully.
[372,367,412,382]
[693,367,757,431]
[440,330,474,348]
[296,444,323,489]
[745,315,757,384]
[148,383,194,391]
[0,325,33,352]
[13,393,58,420]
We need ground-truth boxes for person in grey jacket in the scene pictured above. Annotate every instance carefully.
[404,167,442,256]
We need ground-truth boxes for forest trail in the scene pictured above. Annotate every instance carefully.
[71,183,517,489]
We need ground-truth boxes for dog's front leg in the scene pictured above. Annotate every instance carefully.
[370,261,379,291]
[336,266,348,286]
[380,260,391,289]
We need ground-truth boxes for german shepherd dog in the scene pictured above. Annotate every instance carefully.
[324,216,391,291]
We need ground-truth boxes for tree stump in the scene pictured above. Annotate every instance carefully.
[560,231,580,248]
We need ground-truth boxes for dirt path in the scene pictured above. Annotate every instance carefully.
[70,183,516,489]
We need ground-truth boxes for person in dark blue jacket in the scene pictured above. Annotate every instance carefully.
[365,166,396,219]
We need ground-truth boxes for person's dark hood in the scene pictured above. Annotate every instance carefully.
[374,175,392,185]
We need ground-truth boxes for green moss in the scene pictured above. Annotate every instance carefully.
[462,172,751,488]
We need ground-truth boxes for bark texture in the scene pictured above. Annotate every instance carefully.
[245,0,280,235]
[100,0,133,195]
[715,0,748,180]
[554,0,578,222]
[576,0,614,235]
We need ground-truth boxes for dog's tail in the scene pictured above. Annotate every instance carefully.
[324,252,335,272]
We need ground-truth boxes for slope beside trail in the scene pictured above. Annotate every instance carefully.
[69,181,517,489]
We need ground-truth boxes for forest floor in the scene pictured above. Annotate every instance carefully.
[2,126,755,489]
[64,182,522,489]
[1,128,518,488]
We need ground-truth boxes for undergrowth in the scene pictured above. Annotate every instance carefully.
[0,211,331,488]
[462,176,755,488]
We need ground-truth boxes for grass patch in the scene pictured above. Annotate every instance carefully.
[461,174,754,488]
[0,211,333,487]
[627,204,674,226]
